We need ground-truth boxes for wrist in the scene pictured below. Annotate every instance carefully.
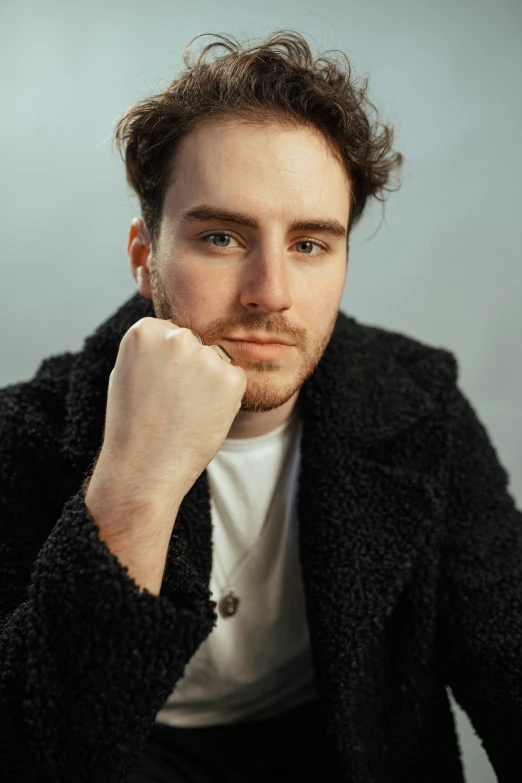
[84,473,181,539]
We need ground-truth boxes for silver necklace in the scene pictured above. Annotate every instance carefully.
[213,490,277,619]
[212,451,291,619]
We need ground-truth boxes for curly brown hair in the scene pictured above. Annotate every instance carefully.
[114,30,403,249]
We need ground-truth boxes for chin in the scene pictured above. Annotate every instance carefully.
[239,377,301,413]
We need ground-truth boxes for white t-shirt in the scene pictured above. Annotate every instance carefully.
[155,405,318,727]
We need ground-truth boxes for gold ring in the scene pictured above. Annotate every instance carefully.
[210,344,233,363]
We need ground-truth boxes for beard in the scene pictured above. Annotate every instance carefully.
[148,261,338,413]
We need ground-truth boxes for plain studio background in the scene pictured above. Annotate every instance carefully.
[1,1,520,781]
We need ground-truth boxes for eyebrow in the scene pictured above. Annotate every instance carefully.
[181,204,347,240]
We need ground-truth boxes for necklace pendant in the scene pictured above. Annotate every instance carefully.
[218,591,240,618]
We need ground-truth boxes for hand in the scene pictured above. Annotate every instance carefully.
[88,317,247,518]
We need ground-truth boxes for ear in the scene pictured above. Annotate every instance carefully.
[128,217,153,298]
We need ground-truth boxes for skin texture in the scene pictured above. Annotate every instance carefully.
[128,117,352,439]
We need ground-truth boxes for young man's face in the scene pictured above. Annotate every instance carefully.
[130,118,351,413]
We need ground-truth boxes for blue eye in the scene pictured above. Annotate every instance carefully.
[202,234,237,248]
[200,233,327,256]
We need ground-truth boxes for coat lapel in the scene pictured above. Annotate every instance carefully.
[296,312,456,763]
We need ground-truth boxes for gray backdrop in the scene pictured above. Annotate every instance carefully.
[1,1,521,780]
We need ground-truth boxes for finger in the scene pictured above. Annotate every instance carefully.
[188,329,204,345]
[210,344,233,363]
[167,321,204,346]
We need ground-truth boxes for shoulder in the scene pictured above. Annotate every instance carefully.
[337,311,461,408]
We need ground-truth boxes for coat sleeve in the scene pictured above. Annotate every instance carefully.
[437,383,522,782]
[0,385,216,783]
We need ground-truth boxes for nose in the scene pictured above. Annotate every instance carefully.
[238,251,292,314]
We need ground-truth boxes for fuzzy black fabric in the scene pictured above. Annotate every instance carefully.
[0,291,521,783]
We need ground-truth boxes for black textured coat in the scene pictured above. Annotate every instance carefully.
[1,292,521,783]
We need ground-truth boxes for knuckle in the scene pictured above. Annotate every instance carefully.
[173,328,198,350]
[126,317,156,341]
[178,327,195,343]
[227,367,246,390]
[133,317,156,330]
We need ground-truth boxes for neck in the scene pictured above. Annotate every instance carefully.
[225,391,300,439]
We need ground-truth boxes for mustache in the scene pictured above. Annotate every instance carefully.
[201,320,302,345]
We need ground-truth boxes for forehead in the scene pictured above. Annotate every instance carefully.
[163,118,351,221]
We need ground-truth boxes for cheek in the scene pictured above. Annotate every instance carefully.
[297,278,342,321]
[169,268,231,322]
[166,266,206,303]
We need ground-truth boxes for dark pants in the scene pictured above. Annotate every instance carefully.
[125,699,342,782]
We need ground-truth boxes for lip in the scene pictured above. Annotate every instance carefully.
[222,338,295,359]
[224,334,295,346]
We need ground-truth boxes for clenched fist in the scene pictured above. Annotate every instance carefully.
[86,317,248,524]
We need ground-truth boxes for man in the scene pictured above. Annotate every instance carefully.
[0,29,520,783]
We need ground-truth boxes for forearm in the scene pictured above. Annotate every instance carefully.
[96,516,176,595]
[85,476,183,596]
